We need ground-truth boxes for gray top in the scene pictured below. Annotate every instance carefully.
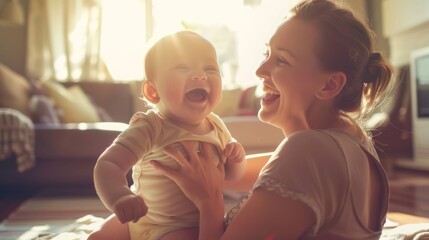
[226,129,389,240]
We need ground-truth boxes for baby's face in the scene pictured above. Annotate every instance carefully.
[153,35,222,126]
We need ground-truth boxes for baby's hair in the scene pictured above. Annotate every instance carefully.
[143,30,214,81]
[289,0,393,120]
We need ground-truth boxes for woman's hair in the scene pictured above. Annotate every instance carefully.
[289,0,393,119]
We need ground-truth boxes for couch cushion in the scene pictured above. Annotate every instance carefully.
[213,87,242,117]
[238,85,261,116]
[63,81,136,123]
[0,63,32,118]
[42,81,101,123]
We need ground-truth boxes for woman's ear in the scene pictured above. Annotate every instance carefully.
[142,81,160,104]
[316,72,347,100]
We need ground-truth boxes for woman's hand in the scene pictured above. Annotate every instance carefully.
[150,140,225,210]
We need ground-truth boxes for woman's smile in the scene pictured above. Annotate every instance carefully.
[261,84,280,105]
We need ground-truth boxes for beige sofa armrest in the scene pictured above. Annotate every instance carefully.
[222,116,284,154]
[35,122,128,160]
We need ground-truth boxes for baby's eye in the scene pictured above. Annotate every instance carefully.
[204,66,219,73]
[175,64,189,70]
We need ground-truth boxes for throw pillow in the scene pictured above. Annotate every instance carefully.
[213,87,242,117]
[29,95,61,124]
[238,85,261,116]
[0,63,32,118]
[41,81,101,123]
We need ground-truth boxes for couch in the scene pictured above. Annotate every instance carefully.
[1,60,410,189]
[0,80,134,188]
[0,63,284,189]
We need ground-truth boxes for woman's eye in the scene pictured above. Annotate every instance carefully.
[262,50,269,59]
[277,57,289,65]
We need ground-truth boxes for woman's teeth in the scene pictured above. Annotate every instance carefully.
[263,85,280,96]
[263,92,280,100]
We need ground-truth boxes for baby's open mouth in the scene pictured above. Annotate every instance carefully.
[186,88,208,101]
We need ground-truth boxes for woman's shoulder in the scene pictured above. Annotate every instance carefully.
[287,129,330,141]
[269,129,348,171]
[284,128,363,150]
[281,129,340,153]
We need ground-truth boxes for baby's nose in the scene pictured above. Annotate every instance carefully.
[192,71,208,81]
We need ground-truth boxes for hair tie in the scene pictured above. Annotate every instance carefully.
[369,52,381,62]
[363,52,381,84]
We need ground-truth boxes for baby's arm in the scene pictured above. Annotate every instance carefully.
[223,141,246,181]
[94,143,147,223]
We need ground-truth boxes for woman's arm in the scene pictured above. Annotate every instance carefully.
[221,188,315,240]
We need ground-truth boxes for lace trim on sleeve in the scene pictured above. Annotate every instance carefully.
[225,177,322,236]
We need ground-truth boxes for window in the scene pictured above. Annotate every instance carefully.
[100,0,294,87]
[100,0,147,80]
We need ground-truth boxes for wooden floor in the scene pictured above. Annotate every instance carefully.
[387,167,429,219]
[1,167,429,222]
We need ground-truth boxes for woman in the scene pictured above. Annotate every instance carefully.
[151,0,393,239]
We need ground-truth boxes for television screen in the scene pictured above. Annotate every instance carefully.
[416,55,429,118]
[410,46,429,162]
[395,46,429,170]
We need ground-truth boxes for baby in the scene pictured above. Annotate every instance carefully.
[89,30,246,240]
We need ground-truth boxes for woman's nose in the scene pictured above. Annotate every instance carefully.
[255,61,269,80]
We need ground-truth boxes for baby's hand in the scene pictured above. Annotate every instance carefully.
[223,141,246,181]
[223,141,245,164]
[112,194,148,224]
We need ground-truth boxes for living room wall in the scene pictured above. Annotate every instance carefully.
[381,0,429,67]
[0,0,28,76]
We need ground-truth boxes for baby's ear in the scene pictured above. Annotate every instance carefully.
[142,80,160,104]
[316,72,346,100]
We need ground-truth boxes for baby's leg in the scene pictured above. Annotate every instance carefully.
[87,214,130,240]
[159,227,199,240]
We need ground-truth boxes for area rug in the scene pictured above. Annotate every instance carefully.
[0,189,244,240]
[2,189,418,240]
[0,190,110,240]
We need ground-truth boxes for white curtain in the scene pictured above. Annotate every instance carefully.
[25,0,306,85]
[26,0,111,82]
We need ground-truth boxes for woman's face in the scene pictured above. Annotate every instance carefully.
[256,18,332,133]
